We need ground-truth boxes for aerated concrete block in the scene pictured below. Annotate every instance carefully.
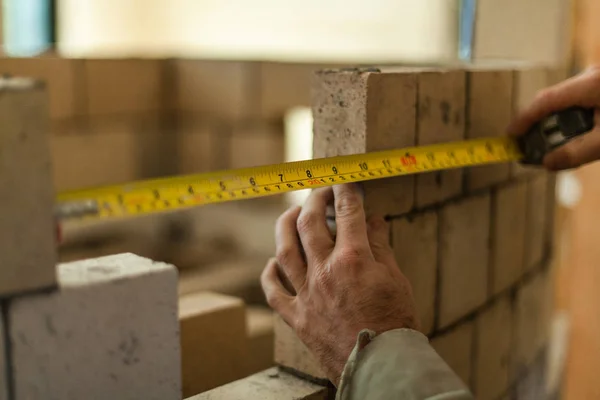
[8,253,180,400]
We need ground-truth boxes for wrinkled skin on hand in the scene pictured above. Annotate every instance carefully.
[261,184,419,386]
[508,65,600,171]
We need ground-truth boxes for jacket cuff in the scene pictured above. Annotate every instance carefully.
[336,328,473,400]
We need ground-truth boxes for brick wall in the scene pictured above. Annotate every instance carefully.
[0,56,336,284]
[0,56,568,399]
[272,64,566,400]
[0,55,340,194]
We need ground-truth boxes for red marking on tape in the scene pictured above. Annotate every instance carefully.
[401,156,417,166]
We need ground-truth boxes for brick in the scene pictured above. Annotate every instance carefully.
[9,253,180,399]
[511,67,550,177]
[466,69,513,191]
[187,367,328,400]
[0,305,7,400]
[274,315,327,383]
[431,322,474,388]
[474,296,513,400]
[416,70,466,207]
[51,115,176,191]
[179,291,249,397]
[525,174,549,270]
[246,306,275,375]
[84,59,165,116]
[312,69,417,216]
[512,271,553,378]
[491,181,528,295]
[177,116,224,173]
[392,211,437,335]
[229,124,285,169]
[51,124,139,191]
[135,115,179,179]
[439,194,491,327]
[0,78,57,297]
[0,56,82,120]
[93,115,177,179]
[172,60,258,120]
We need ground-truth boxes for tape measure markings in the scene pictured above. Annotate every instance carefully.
[56,137,523,221]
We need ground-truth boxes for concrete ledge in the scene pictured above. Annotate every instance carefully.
[187,367,329,400]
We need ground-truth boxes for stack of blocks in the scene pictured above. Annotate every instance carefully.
[270,63,561,400]
[0,57,325,194]
[0,59,564,399]
[0,75,287,400]
[0,75,313,400]
[0,77,182,399]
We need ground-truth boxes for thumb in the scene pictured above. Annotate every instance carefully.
[366,215,395,265]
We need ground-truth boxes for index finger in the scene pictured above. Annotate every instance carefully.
[332,184,371,255]
[508,68,600,136]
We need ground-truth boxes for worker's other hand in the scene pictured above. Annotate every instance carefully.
[508,66,600,171]
[261,184,419,386]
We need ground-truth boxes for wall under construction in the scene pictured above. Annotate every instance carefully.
[273,64,564,400]
[0,58,567,399]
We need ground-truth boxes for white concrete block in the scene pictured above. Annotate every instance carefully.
[9,253,181,400]
[0,306,8,400]
[188,367,328,400]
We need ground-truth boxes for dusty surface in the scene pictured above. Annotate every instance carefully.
[9,254,180,400]
[190,367,328,400]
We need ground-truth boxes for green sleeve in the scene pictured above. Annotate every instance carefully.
[336,328,474,400]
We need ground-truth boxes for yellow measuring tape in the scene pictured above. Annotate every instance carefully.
[55,136,523,221]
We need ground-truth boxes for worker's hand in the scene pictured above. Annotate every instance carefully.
[508,66,600,171]
[261,184,419,386]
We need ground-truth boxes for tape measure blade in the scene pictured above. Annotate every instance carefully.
[55,137,522,221]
